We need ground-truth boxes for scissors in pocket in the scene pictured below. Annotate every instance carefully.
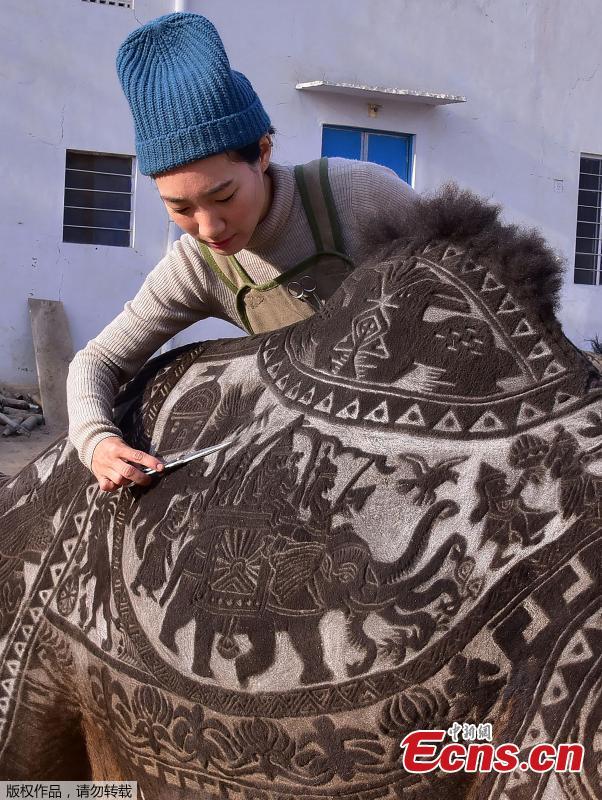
[287,275,324,309]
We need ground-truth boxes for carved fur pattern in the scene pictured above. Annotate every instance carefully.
[1,188,602,798]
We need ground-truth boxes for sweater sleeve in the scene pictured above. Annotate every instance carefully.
[324,157,417,261]
[67,235,214,468]
[350,159,417,225]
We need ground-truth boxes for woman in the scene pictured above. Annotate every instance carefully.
[67,11,416,491]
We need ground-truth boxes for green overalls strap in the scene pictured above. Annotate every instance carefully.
[197,157,354,335]
[294,155,346,254]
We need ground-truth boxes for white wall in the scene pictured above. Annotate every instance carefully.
[0,0,170,385]
[0,0,241,388]
[194,0,601,347]
[1,0,601,385]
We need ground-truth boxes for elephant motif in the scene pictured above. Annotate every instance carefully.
[158,499,465,685]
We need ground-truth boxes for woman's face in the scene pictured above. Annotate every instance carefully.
[154,136,272,255]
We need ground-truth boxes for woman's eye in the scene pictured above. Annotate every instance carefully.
[217,192,236,204]
[173,207,190,215]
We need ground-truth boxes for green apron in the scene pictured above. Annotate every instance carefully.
[197,157,354,335]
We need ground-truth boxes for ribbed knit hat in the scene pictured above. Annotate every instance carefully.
[116,12,272,176]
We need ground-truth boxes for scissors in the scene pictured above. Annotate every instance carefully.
[139,439,235,476]
[287,275,323,309]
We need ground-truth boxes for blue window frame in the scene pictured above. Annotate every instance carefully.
[321,125,413,184]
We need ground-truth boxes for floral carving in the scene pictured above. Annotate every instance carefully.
[230,718,296,780]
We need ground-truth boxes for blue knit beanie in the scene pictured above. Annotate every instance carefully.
[116,12,272,176]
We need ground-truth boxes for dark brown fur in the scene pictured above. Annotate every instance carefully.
[359,183,564,327]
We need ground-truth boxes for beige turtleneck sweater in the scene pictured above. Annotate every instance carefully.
[66,157,416,467]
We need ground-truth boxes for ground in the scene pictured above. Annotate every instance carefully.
[0,424,63,476]
[0,382,63,476]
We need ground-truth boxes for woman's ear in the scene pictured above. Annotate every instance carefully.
[258,134,272,172]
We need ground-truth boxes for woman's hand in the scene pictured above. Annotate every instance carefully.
[91,436,164,491]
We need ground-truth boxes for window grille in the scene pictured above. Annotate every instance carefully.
[63,151,134,247]
[81,0,132,8]
[574,155,602,285]
[321,125,414,184]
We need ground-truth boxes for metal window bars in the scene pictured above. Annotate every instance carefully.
[574,156,602,286]
[63,153,134,247]
[81,0,132,8]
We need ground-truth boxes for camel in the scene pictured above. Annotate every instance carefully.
[1,186,601,799]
